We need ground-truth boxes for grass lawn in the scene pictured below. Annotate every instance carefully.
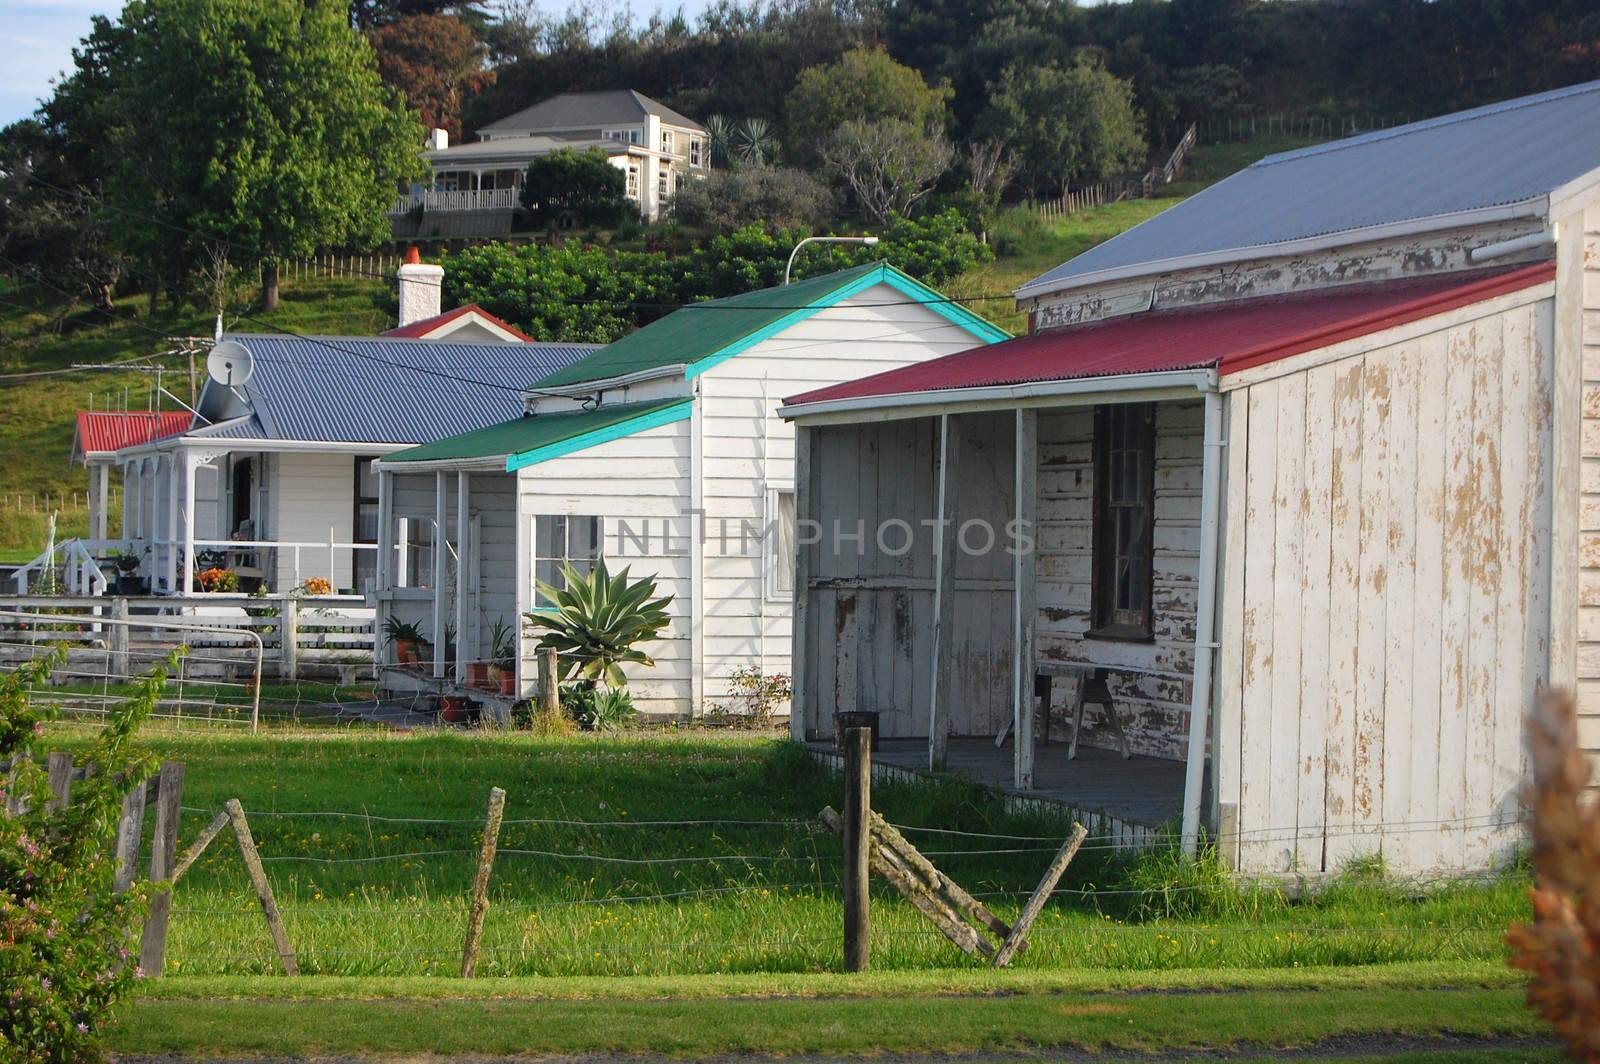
[112,964,1547,1058]
[44,722,1529,982]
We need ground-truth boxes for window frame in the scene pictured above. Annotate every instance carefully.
[1089,402,1157,642]
[530,513,604,609]
[764,485,796,603]
[351,456,381,593]
[689,137,703,167]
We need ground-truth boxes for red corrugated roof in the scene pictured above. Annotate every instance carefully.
[73,411,191,457]
[382,303,532,341]
[786,262,1555,408]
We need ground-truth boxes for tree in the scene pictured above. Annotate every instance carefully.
[348,0,486,31]
[370,14,496,139]
[820,118,953,225]
[981,57,1146,196]
[786,47,952,165]
[963,139,1017,244]
[52,0,425,310]
[518,148,634,233]
[668,166,836,233]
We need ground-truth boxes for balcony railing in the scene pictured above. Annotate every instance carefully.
[390,187,520,214]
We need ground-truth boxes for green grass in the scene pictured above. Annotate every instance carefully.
[110,971,1547,1057]
[43,723,1530,981]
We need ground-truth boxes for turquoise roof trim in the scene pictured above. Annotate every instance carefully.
[506,398,693,471]
[683,265,1009,380]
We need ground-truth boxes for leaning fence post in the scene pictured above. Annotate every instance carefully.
[278,594,299,681]
[226,799,299,975]
[461,786,507,977]
[843,725,871,972]
[139,760,185,976]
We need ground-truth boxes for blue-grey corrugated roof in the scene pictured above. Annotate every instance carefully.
[1020,79,1600,298]
[198,335,600,445]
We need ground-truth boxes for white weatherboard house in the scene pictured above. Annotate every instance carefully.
[394,90,708,231]
[98,265,596,596]
[781,80,1600,875]
[372,263,1006,717]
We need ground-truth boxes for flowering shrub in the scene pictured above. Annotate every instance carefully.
[300,577,333,597]
[1,647,175,1060]
[195,567,239,593]
[709,667,792,729]
[1507,687,1600,1058]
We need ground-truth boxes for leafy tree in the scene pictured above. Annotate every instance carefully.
[1,649,174,1059]
[962,139,1018,244]
[786,47,952,165]
[348,0,487,31]
[821,119,954,225]
[369,14,496,140]
[668,166,836,233]
[981,57,1146,196]
[51,0,425,310]
[518,148,635,233]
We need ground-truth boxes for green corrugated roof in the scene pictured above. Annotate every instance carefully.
[534,262,1007,389]
[384,398,690,466]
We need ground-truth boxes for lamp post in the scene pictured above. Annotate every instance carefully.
[784,235,880,285]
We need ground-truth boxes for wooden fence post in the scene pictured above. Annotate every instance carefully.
[112,780,149,892]
[226,799,299,975]
[537,646,558,715]
[460,786,507,977]
[110,597,130,682]
[843,726,871,972]
[279,594,298,681]
[171,809,232,883]
[45,752,72,812]
[139,761,185,976]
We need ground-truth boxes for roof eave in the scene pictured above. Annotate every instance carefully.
[1014,196,1550,305]
[779,368,1219,425]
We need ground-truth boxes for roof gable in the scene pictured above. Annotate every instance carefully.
[194,335,599,445]
[534,264,1006,390]
[1021,79,1600,299]
[382,304,532,342]
[479,90,704,135]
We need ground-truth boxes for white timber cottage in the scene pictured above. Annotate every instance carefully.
[95,258,596,596]
[395,90,708,232]
[781,79,1600,875]
[372,262,1006,717]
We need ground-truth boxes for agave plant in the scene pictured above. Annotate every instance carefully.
[734,117,779,167]
[524,558,674,688]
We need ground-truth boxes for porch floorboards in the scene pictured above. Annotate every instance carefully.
[808,737,1197,831]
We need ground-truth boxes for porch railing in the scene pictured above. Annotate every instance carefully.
[10,537,379,597]
[390,188,520,214]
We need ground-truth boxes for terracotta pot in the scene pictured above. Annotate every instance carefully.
[499,672,516,696]
[396,640,422,667]
[441,695,471,722]
[468,661,491,689]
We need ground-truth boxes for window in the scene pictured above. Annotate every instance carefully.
[1091,403,1156,639]
[658,172,669,200]
[766,488,796,601]
[533,515,601,606]
[353,458,380,593]
[625,163,639,198]
[661,129,674,153]
[398,515,435,589]
[689,137,702,167]
[675,173,686,192]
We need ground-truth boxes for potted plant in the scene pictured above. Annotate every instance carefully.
[196,567,240,593]
[440,694,474,723]
[484,618,516,695]
[382,616,428,667]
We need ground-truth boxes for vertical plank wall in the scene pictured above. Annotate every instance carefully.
[1577,206,1600,764]
[1033,401,1204,759]
[1216,295,1553,874]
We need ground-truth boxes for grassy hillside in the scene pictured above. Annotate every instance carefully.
[0,137,1320,560]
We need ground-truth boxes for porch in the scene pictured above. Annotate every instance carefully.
[788,385,1224,848]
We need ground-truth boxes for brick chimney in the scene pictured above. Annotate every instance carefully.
[396,246,443,328]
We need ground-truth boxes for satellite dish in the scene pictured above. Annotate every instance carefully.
[206,340,255,389]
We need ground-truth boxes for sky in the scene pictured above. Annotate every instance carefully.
[1,1,109,126]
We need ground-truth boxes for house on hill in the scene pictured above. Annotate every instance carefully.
[781,79,1600,875]
[394,90,708,233]
[372,263,1006,718]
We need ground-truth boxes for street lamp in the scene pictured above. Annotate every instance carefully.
[785,235,880,285]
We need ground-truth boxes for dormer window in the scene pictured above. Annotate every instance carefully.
[661,130,674,153]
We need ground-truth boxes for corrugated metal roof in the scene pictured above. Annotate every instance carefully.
[385,398,690,466]
[788,263,1554,408]
[479,90,704,134]
[1020,79,1600,299]
[211,335,599,445]
[73,411,191,459]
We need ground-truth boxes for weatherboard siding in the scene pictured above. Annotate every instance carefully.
[517,419,694,717]
[695,283,991,709]
[270,452,358,591]
[1214,293,1552,875]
